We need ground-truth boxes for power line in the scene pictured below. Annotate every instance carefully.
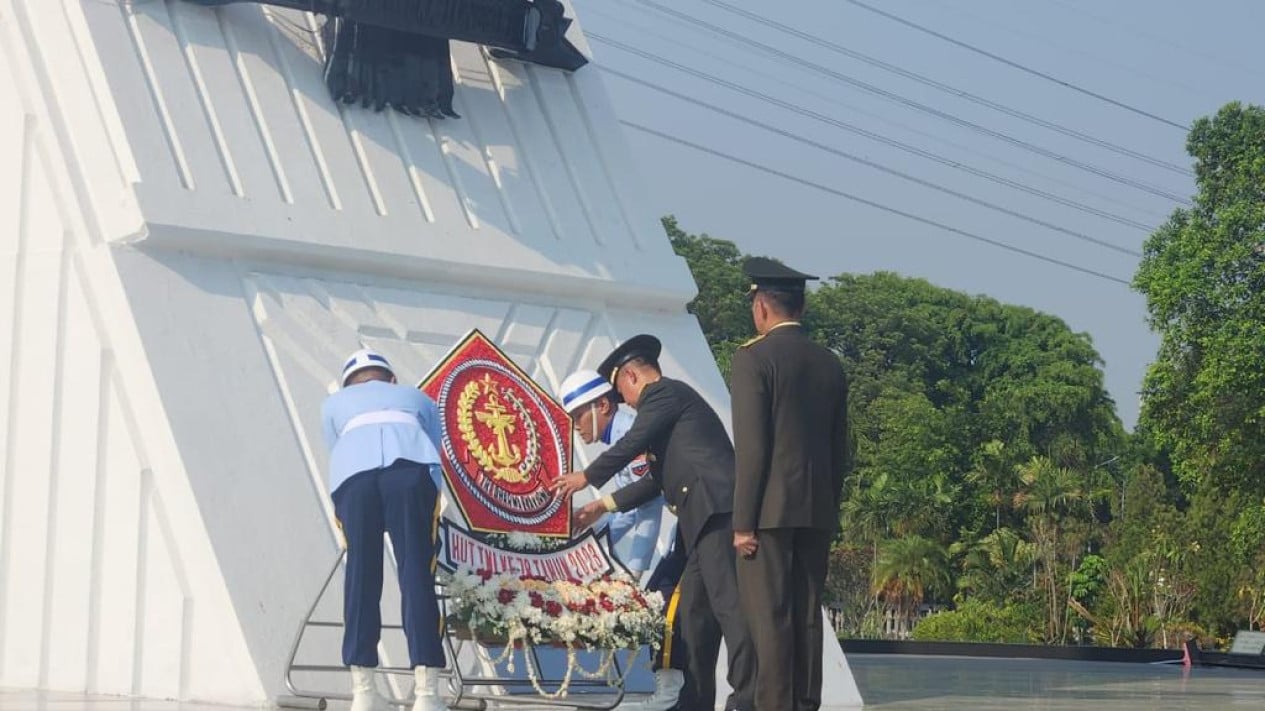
[585,3,1168,222]
[1044,0,1264,81]
[626,0,1192,205]
[841,0,1190,132]
[589,32,1156,234]
[948,1,1228,103]
[697,0,1192,177]
[620,121,1133,287]
[600,65,1140,257]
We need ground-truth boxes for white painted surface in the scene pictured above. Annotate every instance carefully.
[0,0,862,707]
[0,2,262,703]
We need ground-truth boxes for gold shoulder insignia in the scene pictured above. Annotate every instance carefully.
[739,334,766,349]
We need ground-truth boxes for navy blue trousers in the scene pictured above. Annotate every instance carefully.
[333,460,445,668]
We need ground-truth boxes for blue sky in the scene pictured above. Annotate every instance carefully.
[574,0,1265,428]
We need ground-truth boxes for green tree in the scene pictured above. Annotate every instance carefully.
[824,544,877,637]
[1014,456,1094,643]
[1133,102,1265,496]
[664,217,1135,642]
[813,273,1123,548]
[663,215,755,379]
[966,440,1019,531]
[953,527,1036,605]
[873,535,952,637]
[1109,465,1182,566]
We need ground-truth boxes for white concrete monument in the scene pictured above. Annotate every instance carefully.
[0,0,862,707]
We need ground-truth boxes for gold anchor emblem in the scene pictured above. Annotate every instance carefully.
[458,374,535,484]
[477,393,523,469]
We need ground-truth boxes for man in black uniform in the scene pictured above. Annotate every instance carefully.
[730,258,849,711]
[553,335,756,711]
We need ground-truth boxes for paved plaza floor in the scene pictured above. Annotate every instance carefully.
[6,653,1265,710]
[850,653,1265,709]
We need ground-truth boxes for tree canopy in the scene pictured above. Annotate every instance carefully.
[1134,101,1265,497]
[661,102,1265,647]
[665,215,1127,641]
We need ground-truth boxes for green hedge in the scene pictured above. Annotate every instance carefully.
[910,599,1041,644]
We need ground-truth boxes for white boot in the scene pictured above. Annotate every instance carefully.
[349,666,391,711]
[411,666,449,711]
[620,669,684,710]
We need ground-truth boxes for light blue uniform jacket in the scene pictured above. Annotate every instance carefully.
[599,409,665,575]
[321,380,443,494]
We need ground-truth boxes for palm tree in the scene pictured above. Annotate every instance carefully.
[954,527,1036,603]
[965,440,1016,531]
[841,471,898,546]
[899,471,960,540]
[1013,456,1090,643]
[873,535,951,638]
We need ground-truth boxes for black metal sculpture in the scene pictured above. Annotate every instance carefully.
[186,0,588,117]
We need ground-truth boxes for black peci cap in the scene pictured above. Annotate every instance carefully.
[597,334,662,399]
[743,256,818,296]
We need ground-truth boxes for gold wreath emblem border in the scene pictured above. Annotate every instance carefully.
[455,379,542,485]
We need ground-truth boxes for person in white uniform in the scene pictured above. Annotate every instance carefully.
[321,349,448,711]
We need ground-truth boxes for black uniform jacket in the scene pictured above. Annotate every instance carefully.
[584,377,735,552]
[730,323,849,533]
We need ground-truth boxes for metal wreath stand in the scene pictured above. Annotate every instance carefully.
[275,549,635,710]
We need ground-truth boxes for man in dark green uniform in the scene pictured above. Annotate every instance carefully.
[552,335,756,711]
[730,258,849,711]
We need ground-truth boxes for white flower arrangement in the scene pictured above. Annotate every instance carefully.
[442,566,666,698]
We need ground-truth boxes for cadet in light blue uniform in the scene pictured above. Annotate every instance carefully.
[321,349,448,711]
[602,407,664,575]
[558,369,666,578]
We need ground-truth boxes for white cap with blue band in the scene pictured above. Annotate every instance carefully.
[341,348,394,387]
[559,369,613,445]
[558,369,612,412]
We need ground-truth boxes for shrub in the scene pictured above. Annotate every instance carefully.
[910,599,1040,643]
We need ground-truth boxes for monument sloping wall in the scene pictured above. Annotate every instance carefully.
[75,0,694,302]
[0,0,265,702]
[1,0,861,706]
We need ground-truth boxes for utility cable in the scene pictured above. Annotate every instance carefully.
[583,3,1167,221]
[697,0,1192,176]
[620,121,1133,286]
[590,32,1161,233]
[625,0,1191,205]
[601,66,1140,257]
[841,0,1190,131]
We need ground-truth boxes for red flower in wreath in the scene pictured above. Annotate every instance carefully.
[497,589,516,604]
[600,598,616,612]
[545,601,563,617]
[529,592,545,608]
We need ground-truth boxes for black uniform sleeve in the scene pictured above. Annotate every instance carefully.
[610,475,663,512]
[831,374,850,511]
[730,347,771,532]
[584,383,677,488]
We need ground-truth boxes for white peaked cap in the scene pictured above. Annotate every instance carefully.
[558,369,612,412]
[341,348,394,387]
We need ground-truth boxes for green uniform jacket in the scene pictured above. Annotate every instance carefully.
[730,323,849,532]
